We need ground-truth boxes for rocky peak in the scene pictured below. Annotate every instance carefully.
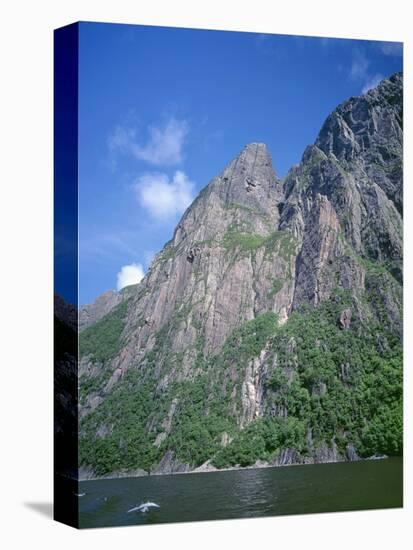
[130,141,291,356]
[171,142,282,249]
[220,142,277,183]
[79,73,403,478]
[277,73,403,312]
[315,72,403,212]
[316,72,402,161]
[215,142,281,205]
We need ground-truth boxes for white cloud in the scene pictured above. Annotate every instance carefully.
[109,117,188,166]
[109,126,135,153]
[350,50,369,80]
[349,50,386,95]
[134,170,195,220]
[378,42,403,57]
[362,73,384,94]
[116,263,145,290]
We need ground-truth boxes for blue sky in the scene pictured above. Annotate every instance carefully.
[78,22,402,305]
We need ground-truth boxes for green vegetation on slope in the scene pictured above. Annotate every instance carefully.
[79,288,402,475]
[222,226,267,252]
[214,417,307,468]
[233,291,399,465]
[80,369,159,475]
[221,226,297,262]
[156,313,280,466]
[79,313,279,474]
[79,299,130,363]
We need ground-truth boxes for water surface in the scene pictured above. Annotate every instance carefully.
[78,457,402,528]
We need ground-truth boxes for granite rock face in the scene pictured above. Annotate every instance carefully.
[80,290,123,331]
[281,74,402,312]
[316,72,403,213]
[78,74,403,478]
[131,142,289,355]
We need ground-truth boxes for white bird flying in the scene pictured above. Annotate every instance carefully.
[127,502,160,513]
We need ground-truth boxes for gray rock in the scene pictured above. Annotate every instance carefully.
[346,444,360,461]
[79,73,403,477]
[79,290,123,331]
[272,448,305,466]
[151,450,191,475]
[339,308,352,330]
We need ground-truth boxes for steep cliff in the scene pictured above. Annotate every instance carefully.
[79,73,402,477]
[54,295,78,479]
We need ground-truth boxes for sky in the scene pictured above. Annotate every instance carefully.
[77,22,402,305]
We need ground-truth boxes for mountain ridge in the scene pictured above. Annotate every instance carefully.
[78,73,403,478]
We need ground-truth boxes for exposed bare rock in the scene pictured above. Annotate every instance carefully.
[312,441,344,464]
[220,432,233,447]
[193,460,218,473]
[151,450,191,475]
[272,448,306,466]
[79,74,403,478]
[79,290,123,331]
[339,308,352,330]
[96,424,112,438]
[154,398,179,447]
[104,367,123,392]
[78,465,96,480]
[346,444,360,461]
[316,73,403,213]
[293,194,340,307]
[241,348,269,427]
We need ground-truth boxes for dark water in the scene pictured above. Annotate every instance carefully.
[78,457,402,528]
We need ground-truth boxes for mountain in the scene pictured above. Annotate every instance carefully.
[79,73,403,478]
[79,290,123,332]
[54,295,78,479]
